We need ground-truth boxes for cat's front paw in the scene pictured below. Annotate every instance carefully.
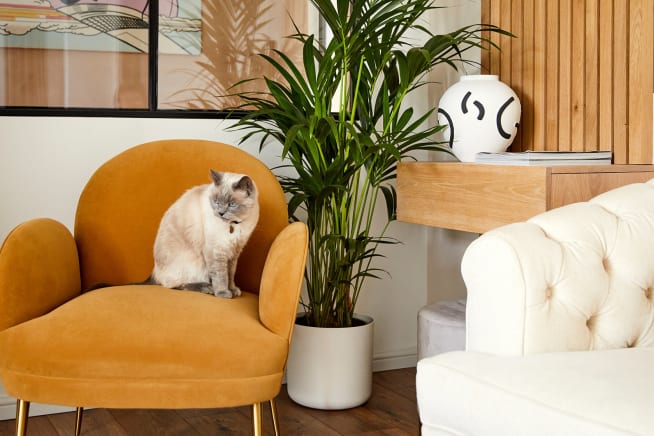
[213,289,233,298]
[229,285,242,297]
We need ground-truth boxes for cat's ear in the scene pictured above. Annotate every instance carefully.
[235,176,255,196]
[210,170,223,185]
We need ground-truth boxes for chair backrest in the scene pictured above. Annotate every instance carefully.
[75,139,288,293]
[462,179,654,356]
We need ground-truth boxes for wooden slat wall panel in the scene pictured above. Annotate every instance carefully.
[519,0,531,152]
[545,0,559,151]
[613,2,629,164]
[533,0,547,150]
[481,0,501,74]
[570,0,586,152]
[481,0,654,163]
[629,0,654,163]
[558,0,573,152]
[584,0,599,152]
[481,0,490,70]
[598,0,614,152]
[499,0,513,83]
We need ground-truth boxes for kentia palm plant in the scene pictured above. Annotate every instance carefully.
[230,0,508,328]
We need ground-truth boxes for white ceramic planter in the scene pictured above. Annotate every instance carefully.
[438,74,521,162]
[286,314,374,410]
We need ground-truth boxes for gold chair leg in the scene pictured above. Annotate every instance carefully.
[15,399,29,436]
[269,398,280,436]
[252,402,263,436]
[75,407,84,436]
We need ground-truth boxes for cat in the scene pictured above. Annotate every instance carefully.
[148,169,259,298]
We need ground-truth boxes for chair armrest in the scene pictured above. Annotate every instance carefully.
[0,218,81,332]
[258,222,308,341]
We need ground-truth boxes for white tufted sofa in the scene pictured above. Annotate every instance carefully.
[416,179,654,436]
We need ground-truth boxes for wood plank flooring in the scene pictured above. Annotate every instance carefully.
[0,368,419,435]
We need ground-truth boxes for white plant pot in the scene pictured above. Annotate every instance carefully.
[438,74,521,162]
[286,314,374,410]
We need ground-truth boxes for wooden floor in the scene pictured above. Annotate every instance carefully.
[0,368,419,435]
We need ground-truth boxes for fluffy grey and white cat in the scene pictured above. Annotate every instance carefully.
[149,170,259,298]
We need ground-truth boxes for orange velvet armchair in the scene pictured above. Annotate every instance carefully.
[0,139,308,436]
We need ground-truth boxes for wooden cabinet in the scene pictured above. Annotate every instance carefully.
[397,163,654,233]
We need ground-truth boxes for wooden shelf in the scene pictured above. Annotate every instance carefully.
[397,162,654,234]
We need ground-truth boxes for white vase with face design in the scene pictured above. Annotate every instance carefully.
[438,75,521,162]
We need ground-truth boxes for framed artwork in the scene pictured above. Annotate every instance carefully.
[0,0,309,112]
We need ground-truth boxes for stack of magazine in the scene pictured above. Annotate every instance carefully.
[474,150,613,166]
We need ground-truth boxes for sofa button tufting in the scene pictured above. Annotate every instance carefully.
[646,288,654,299]
[545,287,553,299]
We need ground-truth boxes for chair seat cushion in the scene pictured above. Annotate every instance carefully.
[0,286,287,409]
[417,347,654,436]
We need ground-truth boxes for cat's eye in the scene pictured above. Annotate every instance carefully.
[229,201,237,208]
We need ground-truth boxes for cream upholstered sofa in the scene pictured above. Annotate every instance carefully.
[416,179,654,436]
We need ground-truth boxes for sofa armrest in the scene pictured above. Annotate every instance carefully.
[461,224,538,356]
[258,222,308,341]
[463,217,616,356]
[0,218,81,332]
[463,184,654,356]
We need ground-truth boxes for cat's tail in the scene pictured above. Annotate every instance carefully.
[82,276,157,293]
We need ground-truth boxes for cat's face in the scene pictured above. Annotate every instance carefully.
[208,170,258,223]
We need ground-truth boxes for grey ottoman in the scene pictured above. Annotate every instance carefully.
[417,299,466,360]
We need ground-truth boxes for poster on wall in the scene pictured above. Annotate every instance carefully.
[0,0,201,54]
[0,0,308,110]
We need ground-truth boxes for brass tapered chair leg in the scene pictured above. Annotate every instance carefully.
[252,402,263,436]
[270,398,280,436]
[15,399,29,436]
[75,407,84,436]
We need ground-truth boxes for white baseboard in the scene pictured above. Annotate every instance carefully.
[373,348,417,372]
[0,391,12,421]
[0,384,76,420]
[0,398,74,421]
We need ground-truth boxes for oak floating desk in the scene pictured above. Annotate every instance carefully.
[397,162,654,234]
